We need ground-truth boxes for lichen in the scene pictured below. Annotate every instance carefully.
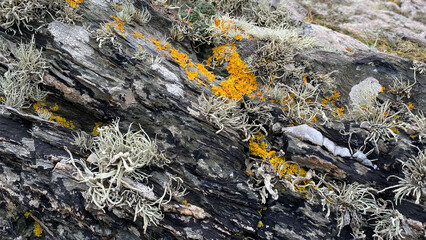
[249,133,310,193]
[33,221,42,237]
[66,0,83,8]
[68,120,185,233]
[209,44,257,100]
[33,101,75,129]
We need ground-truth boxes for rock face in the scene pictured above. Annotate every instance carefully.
[0,0,425,240]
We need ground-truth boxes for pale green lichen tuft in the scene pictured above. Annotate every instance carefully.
[0,37,48,109]
[386,149,426,205]
[197,93,270,141]
[68,120,185,233]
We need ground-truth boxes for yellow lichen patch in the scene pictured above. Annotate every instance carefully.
[49,115,75,129]
[49,103,59,112]
[133,31,145,39]
[33,221,42,237]
[327,90,341,106]
[407,102,414,111]
[169,48,191,68]
[110,15,125,33]
[33,102,75,129]
[333,107,345,118]
[196,64,215,81]
[249,133,310,193]
[209,44,257,100]
[390,127,400,134]
[66,0,83,8]
[215,18,233,34]
[185,69,199,81]
[257,220,264,228]
[151,39,170,52]
[92,122,107,135]
[24,211,31,218]
[303,74,308,84]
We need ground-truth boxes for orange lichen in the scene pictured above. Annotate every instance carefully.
[209,44,257,100]
[49,115,75,129]
[151,39,170,52]
[66,0,83,8]
[110,16,125,33]
[49,103,59,112]
[185,69,199,81]
[92,122,107,135]
[33,102,75,129]
[196,64,215,81]
[322,90,341,107]
[390,127,400,134]
[249,133,310,193]
[407,102,414,110]
[302,74,308,84]
[169,48,191,68]
[133,31,145,39]
[214,18,233,35]
[33,221,42,237]
[334,107,345,116]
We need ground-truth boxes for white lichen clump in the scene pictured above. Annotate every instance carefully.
[68,120,185,233]
[0,37,48,109]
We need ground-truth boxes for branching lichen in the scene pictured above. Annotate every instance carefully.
[68,120,185,233]
[73,130,94,151]
[0,37,48,109]
[133,7,151,25]
[95,23,119,48]
[370,201,407,240]
[0,0,82,34]
[197,93,269,141]
[404,110,426,143]
[117,3,136,23]
[385,149,426,205]
[354,100,405,147]
[312,179,377,238]
[388,75,416,100]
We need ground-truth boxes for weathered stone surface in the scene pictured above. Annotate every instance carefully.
[0,0,425,239]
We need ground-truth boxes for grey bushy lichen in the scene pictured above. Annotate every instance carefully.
[95,23,119,48]
[245,158,279,204]
[355,100,405,147]
[67,120,185,233]
[385,149,426,205]
[0,37,48,109]
[311,178,377,238]
[117,3,151,25]
[247,0,294,29]
[263,83,328,125]
[197,93,270,141]
[0,0,82,34]
[371,201,407,240]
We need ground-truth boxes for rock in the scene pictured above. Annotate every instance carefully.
[0,0,425,239]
